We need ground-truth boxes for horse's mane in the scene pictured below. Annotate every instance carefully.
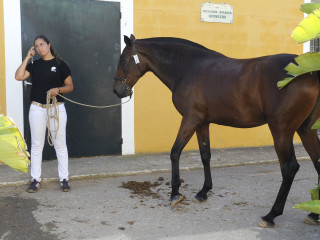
[139,37,209,50]
[138,37,224,57]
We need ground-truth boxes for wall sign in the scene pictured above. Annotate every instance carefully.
[201,2,233,24]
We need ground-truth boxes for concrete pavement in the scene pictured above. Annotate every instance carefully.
[0,144,310,187]
[1,144,320,240]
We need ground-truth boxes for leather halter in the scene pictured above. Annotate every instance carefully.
[114,43,142,97]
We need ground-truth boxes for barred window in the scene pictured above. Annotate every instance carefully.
[311,0,320,53]
[310,0,320,53]
[311,0,320,52]
[310,0,320,52]
[310,38,320,53]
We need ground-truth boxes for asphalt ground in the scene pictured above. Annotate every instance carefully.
[1,144,319,240]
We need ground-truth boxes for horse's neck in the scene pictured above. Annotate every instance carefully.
[138,43,186,91]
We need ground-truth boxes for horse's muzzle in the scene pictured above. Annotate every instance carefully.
[113,89,127,98]
[113,85,132,98]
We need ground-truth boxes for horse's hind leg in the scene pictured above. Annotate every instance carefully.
[170,116,199,208]
[260,131,300,228]
[194,123,212,202]
[297,127,320,225]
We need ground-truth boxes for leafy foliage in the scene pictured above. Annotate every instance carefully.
[278,52,320,89]
[300,3,320,14]
[293,200,320,215]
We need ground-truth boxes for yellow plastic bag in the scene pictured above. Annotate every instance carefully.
[0,114,29,173]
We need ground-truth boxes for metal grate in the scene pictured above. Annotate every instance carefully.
[310,0,320,52]
[311,38,320,53]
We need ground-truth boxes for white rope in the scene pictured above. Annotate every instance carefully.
[45,91,131,146]
[46,93,60,146]
[56,92,131,109]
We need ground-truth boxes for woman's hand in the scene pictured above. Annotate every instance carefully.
[47,87,60,98]
[27,46,35,59]
[15,46,35,81]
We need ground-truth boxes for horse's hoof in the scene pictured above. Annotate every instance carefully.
[193,194,207,203]
[304,216,320,226]
[170,195,185,209]
[258,217,275,228]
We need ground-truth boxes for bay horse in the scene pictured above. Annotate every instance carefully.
[113,34,320,228]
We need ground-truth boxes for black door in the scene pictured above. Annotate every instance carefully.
[21,0,122,159]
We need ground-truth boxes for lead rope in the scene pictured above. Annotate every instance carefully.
[46,93,60,146]
[45,91,131,146]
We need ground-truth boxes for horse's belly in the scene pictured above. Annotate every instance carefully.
[212,118,266,128]
[208,108,266,128]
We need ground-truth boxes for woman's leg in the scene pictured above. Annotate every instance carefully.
[29,104,47,182]
[50,104,69,181]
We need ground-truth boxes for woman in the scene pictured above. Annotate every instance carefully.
[15,35,74,192]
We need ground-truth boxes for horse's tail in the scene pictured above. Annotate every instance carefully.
[301,71,320,130]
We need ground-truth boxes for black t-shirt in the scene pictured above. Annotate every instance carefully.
[26,58,71,104]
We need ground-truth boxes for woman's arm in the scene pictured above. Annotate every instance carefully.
[15,46,35,81]
[47,75,74,98]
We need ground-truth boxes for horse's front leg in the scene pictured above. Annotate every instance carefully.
[194,123,212,202]
[170,116,199,208]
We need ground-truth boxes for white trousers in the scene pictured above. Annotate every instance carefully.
[29,103,69,182]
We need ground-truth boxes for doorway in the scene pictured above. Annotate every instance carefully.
[20,0,122,159]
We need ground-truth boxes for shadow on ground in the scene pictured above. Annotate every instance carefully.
[0,196,58,240]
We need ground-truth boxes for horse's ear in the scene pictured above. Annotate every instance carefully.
[124,35,131,47]
[130,34,136,41]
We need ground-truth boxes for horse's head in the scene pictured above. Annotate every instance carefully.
[113,34,143,98]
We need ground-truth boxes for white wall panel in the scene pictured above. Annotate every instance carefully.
[4,0,23,134]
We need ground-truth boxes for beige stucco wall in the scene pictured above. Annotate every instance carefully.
[133,0,304,153]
